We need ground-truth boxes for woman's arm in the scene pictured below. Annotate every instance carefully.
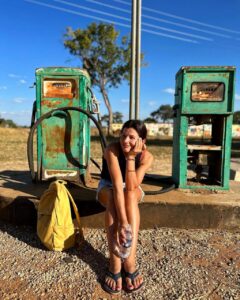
[105,144,128,227]
[125,139,153,190]
[125,151,153,190]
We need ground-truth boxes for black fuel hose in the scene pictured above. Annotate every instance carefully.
[143,174,175,195]
[27,106,107,181]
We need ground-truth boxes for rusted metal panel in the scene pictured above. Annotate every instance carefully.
[43,80,75,99]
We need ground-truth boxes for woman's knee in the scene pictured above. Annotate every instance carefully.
[98,188,113,208]
[124,188,141,203]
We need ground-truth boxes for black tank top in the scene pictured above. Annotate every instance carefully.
[101,142,142,182]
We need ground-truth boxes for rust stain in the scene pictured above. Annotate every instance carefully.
[41,99,74,108]
[45,125,66,153]
[41,100,63,108]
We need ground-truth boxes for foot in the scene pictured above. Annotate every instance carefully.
[103,270,122,294]
[123,269,143,292]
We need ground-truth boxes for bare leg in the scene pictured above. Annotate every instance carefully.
[123,188,143,290]
[98,188,122,292]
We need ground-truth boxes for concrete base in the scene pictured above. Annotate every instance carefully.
[0,170,240,229]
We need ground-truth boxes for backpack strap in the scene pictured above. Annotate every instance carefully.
[57,180,82,235]
[65,188,81,229]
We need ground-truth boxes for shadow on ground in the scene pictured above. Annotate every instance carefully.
[0,170,105,226]
[0,219,108,285]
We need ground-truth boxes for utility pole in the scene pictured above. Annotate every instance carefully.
[129,0,142,120]
[135,0,142,119]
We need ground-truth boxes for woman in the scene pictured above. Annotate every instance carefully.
[97,119,153,294]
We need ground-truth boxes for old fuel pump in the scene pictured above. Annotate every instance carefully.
[28,67,103,183]
[172,66,236,190]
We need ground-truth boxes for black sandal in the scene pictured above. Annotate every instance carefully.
[124,270,144,293]
[103,270,122,295]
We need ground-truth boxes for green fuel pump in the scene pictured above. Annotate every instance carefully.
[172,66,236,190]
[28,67,104,183]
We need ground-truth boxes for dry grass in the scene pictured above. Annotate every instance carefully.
[1,127,239,175]
[0,128,172,174]
[0,128,29,162]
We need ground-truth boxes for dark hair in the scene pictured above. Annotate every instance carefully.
[121,119,147,139]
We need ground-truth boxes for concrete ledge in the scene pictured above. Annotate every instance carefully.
[80,201,240,230]
[1,189,240,230]
[0,170,240,229]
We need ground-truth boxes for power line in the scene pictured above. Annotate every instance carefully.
[86,0,230,39]
[53,0,212,41]
[24,0,199,43]
[112,0,240,34]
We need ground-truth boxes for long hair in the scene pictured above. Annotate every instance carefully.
[121,120,147,139]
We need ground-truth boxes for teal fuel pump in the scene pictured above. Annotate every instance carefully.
[172,66,236,190]
[28,67,106,183]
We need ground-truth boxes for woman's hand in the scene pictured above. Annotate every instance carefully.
[118,224,132,246]
[127,138,146,158]
[119,225,127,245]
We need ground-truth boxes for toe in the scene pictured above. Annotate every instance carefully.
[134,275,143,289]
[126,277,134,290]
[116,278,122,291]
[105,275,122,292]
[106,277,115,291]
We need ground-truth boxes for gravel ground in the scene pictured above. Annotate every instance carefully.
[0,220,239,300]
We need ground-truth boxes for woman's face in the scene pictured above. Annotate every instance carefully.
[120,127,140,153]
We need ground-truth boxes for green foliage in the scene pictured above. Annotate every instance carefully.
[113,111,123,123]
[143,117,158,123]
[101,111,123,125]
[64,23,130,88]
[0,118,17,128]
[150,104,173,123]
[64,22,132,134]
[233,111,240,124]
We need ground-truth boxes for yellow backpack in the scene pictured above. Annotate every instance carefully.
[37,180,83,251]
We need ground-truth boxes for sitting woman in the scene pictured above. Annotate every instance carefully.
[97,119,153,294]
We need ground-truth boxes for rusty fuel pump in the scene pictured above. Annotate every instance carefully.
[28,67,106,184]
[172,66,236,190]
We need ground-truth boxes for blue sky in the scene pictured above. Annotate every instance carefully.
[1,0,240,126]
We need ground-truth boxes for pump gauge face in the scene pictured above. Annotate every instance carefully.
[43,79,76,98]
[191,82,225,102]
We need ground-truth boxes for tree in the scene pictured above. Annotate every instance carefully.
[143,117,157,123]
[150,104,173,123]
[233,111,240,124]
[0,118,17,128]
[101,114,109,127]
[64,23,131,134]
[113,111,123,123]
[101,111,123,126]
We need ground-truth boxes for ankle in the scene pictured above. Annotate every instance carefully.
[123,261,136,273]
[109,262,121,274]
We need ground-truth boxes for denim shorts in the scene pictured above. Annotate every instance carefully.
[96,178,145,202]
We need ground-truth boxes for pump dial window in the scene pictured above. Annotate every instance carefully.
[43,79,77,99]
[191,82,225,102]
